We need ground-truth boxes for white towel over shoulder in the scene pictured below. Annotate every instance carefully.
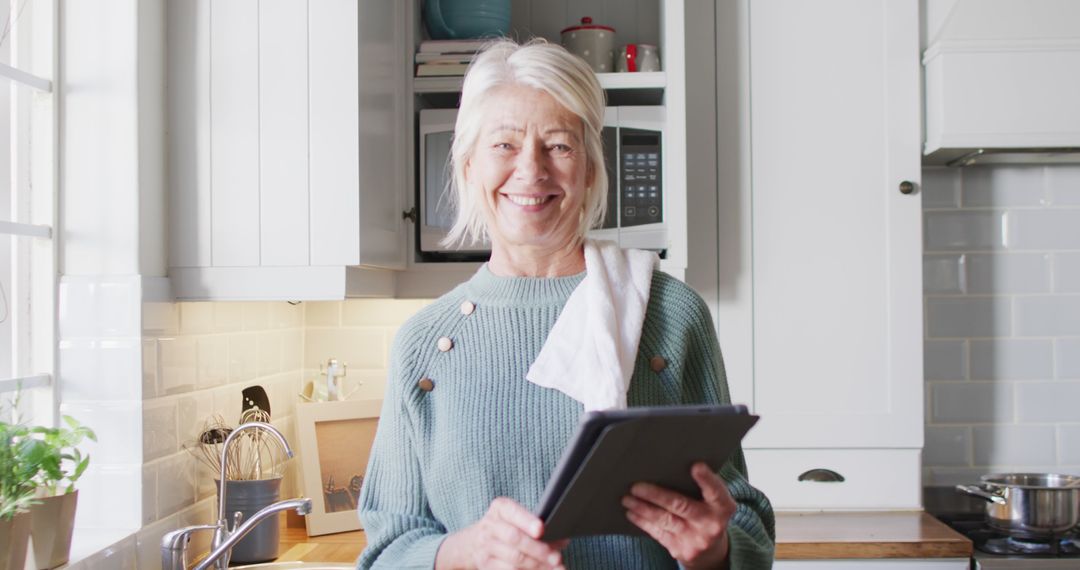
[526,239,659,411]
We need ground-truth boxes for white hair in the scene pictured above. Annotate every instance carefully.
[440,38,608,249]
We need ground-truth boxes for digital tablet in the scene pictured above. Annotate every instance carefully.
[535,404,758,541]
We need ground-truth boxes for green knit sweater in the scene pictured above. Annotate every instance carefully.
[357,266,775,569]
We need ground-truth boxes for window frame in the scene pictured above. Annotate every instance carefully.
[0,0,58,425]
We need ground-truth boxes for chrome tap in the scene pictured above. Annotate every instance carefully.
[161,422,312,570]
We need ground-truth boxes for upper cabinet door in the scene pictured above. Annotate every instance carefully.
[746,0,923,448]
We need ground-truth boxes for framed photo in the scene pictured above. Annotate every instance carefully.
[295,398,382,536]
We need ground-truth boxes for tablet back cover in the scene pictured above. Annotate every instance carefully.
[541,413,758,540]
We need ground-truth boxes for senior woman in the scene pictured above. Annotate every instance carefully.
[357,39,774,569]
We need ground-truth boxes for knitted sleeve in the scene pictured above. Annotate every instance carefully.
[676,282,777,569]
[356,325,448,569]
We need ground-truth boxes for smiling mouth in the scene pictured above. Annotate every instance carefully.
[504,194,556,207]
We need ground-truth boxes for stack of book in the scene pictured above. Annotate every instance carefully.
[415,39,488,77]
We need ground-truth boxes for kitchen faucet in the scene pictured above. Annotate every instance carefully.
[160,422,313,570]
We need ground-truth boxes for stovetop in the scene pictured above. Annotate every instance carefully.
[935,512,1080,570]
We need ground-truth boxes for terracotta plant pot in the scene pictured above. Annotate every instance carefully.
[0,510,32,570]
[29,491,78,569]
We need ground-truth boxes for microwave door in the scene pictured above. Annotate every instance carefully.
[588,108,620,244]
[615,107,667,252]
[418,109,459,254]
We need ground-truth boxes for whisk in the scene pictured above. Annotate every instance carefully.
[184,412,289,481]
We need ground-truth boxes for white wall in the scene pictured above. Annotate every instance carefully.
[922,164,1080,484]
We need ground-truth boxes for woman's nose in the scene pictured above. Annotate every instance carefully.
[514,143,548,183]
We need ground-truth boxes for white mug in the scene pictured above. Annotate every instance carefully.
[616,44,660,72]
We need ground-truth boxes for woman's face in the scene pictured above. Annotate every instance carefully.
[465,84,591,253]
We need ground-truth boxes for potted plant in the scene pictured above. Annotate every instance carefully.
[0,419,39,570]
[26,415,95,570]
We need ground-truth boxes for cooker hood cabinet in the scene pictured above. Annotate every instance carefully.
[922,0,1080,165]
[167,0,407,300]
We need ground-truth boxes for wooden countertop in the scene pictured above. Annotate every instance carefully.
[276,511,973,562]
[774,512,972,559]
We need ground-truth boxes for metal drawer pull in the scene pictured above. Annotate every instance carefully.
[798,468,845,482]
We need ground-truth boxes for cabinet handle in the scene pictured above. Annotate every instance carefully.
[899,180,916,195]
[798,468,845,482]
[402,207,417,223]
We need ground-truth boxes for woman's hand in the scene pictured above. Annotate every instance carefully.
[622,462,737,570]
[436,497,569,570]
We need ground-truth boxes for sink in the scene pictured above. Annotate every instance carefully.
[232,564,354,570]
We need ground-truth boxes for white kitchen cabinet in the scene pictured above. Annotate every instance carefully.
[705,0,924,508]
[167,0,407,300]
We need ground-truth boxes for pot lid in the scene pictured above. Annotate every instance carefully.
[561,17,615,34]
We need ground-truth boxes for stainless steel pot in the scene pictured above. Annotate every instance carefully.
[956,473,1080,538]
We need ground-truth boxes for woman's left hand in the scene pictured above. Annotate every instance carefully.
[622,461,736,570]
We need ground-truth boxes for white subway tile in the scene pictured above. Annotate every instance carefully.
[257,331,283,377]
[923,254,965,294]
[1046,164,1080,205]
[242,302,270,330]
[342,299,430,326]
[921,166,960,208]
[158,336,197,395]
[282,329,304,372]
[269,301,304,328]
[179,302,215,334]
[1055,252,1080,293]
[59,338,143,401]
[95,464,144,528]
[143,399,179,461]
[154,452,197,518]
[176,392,214,449]
[142,301,178,335]
[923,467,986,486]
[304,328,386,370]
[961,165,1047,207]
[134,510,184,570]
[969,339,1053,380]
[1015,295,1080,336]
[931,381,1014,423]
[1059,425,1080,464]
[924,340,967,380]
[924,211,1006,252]
[61,401,142,464]
[1005,209,1080,250]
[965,253,1051,294]
[229,333,258,383]
[1016,382,1080,422]
[924,426,971,467]
[196,335,228,389]
[212,301,245,332]
[973,424,1057,466]
[925,297,1013,338]
[142,464,157,525]
[142,339,159,399]
[212,385,243,423]
[1058,339,1080,379]
[59,276,142,338]
[305,301,342,326]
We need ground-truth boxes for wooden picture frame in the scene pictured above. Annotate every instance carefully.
[295,398,382,536]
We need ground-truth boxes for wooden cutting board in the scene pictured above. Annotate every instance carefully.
[277,520,366,563]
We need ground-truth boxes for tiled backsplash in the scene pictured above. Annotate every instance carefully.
[922,164,1080,485]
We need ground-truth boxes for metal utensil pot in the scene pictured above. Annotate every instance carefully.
[956,473,1080,538]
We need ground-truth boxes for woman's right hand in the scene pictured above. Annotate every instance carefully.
[436,497,569,570]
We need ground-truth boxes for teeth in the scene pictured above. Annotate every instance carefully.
[506,194,549,206]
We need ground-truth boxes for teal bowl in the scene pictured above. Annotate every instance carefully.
[424,0,510,40]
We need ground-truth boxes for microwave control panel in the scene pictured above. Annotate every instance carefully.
[619,129,662,227]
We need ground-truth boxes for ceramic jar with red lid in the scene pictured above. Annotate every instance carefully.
[560,17,616,73]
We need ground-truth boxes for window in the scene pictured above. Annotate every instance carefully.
[0,0,56,424]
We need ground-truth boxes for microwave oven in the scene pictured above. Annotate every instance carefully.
[416,106,667,261]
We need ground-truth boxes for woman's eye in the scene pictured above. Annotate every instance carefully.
[493,142,514,151]
[550,144,573,154]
